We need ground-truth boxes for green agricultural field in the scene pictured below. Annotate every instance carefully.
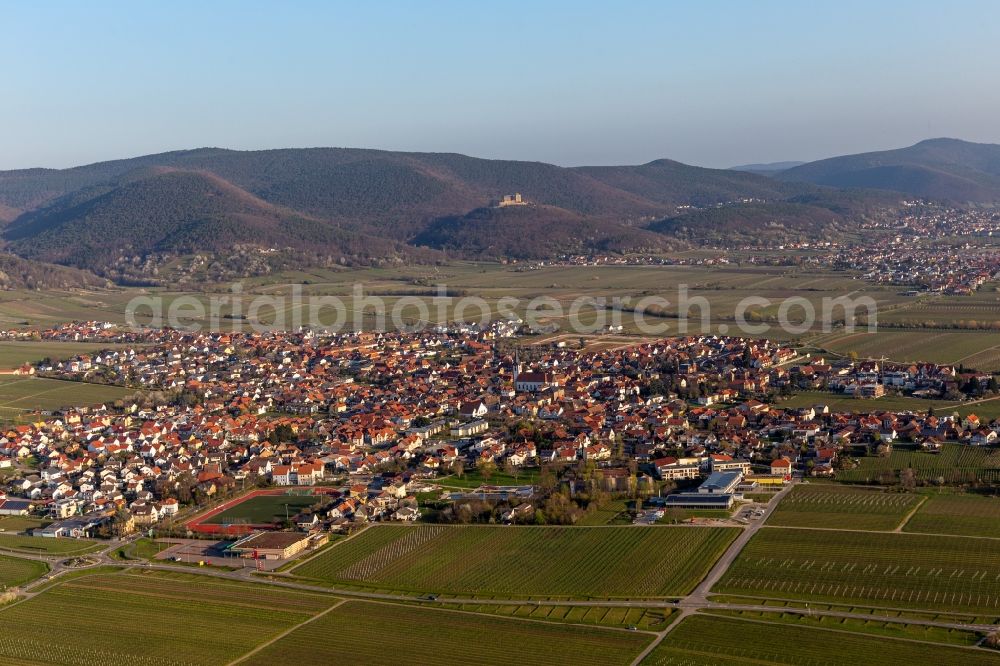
[646,614,999,665]
[957,399,1000,422]
[432,600,672,630]
[576,500,631,525]
[767,484,922,531]
[0,570,339,665]
[0,291,140,329]
[0,341,139,370]
[205,494,327,525]
[240,600,652,666]
[778,391,950,414]
[904,493,1000,539]
[706,609,982,646]
[820,330,1000,370]
[292,524,738,599]
[876,292,1000,331]
[837,444,1000,485]
[0,534,101,555]
[117,262,906,340]
[0,265,991,355]
[0,376,137,420]
[0,554,47,588]
[715,527,1000,615]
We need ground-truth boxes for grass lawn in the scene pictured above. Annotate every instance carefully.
[205,494,326,525]
[0,534,102,555]
[714,527,1000,615]
[291,524,737,599]
[0,376,136,420]
[904,493,1000,539]
[0,570,339,665]
[0,515,48,534]
[240,600,652,666]
[110,537,170,561]
[646,614,998,665]
[767,485,922,531]
[954,398,1000,422]
[0,554,48,588]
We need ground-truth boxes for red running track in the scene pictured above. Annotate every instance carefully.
[184,487,338,535]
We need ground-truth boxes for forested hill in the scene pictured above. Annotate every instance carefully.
[0,147,813,232]
[0,253,110,290]
[0,145,922,279]
[776,138,1000,202]
[4,169,422,274]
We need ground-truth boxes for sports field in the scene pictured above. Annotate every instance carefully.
[0,554,47,588]
[766,484,922,531]
[836,444,1000,485]
[904,493,1000,539]
[645,614,999,665]
[714,527,1000,614]
[0,570,339,665]
[204,493,325,525]
[292,524,738,599]
[240,600,652,666]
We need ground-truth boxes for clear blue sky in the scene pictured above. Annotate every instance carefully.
[2,0,999,170]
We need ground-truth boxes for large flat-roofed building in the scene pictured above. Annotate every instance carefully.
[697,471,742,494]
[662,493,736,510]
[229,531,319,560]
[660,470,744,510]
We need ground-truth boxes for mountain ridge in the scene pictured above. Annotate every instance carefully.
[776,138,1000,202]
[5,141,986,278]
[0,146,832,275]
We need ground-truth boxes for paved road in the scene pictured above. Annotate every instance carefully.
[685,480,795,605]
[630,480,797,664]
